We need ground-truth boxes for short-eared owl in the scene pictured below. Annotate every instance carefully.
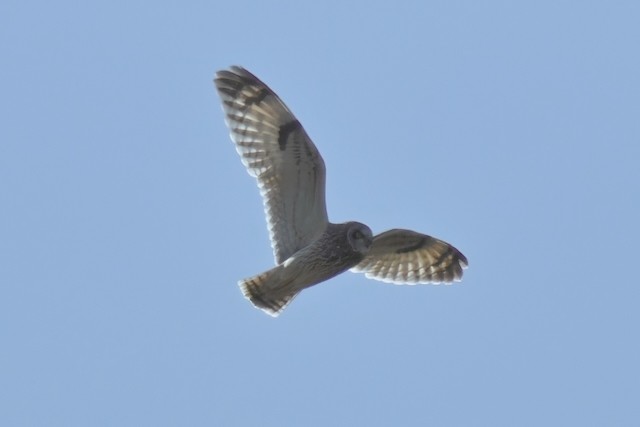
[214,66,468,317]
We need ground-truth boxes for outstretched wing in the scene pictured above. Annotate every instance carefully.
[351,229,468,284]
[214,66,329,264]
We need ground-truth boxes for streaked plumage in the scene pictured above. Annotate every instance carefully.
[214,66,468,317]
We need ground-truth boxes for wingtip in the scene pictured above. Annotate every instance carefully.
[458,252,469,269]
[214,65,258,82]
[214,65,243,82]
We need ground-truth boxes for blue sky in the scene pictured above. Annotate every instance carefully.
[2,0,639,425]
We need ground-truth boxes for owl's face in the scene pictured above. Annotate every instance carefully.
[347,222,373,254]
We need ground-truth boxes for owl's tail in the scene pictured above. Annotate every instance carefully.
[238,266,299,317]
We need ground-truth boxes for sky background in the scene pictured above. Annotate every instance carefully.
[2,1,639,426]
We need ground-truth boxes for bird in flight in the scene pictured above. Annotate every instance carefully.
[214,66,468,317]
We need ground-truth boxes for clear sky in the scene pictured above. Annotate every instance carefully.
[2,1,639,426]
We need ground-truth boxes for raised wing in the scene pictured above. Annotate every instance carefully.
[352,229,468,284]
[214,66,329,264]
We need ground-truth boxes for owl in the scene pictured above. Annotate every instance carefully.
[214,66,468,317]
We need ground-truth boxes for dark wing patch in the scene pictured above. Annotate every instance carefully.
[278,120,302,151]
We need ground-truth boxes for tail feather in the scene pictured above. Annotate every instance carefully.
[238,269,298,317]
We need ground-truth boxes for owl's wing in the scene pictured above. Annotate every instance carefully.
[351,229,468,284]
[214,66,329,264]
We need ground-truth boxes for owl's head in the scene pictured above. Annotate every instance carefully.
[347,222,373,254]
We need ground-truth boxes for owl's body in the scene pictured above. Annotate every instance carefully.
[240,222,372,316]
[214,66,468,317]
